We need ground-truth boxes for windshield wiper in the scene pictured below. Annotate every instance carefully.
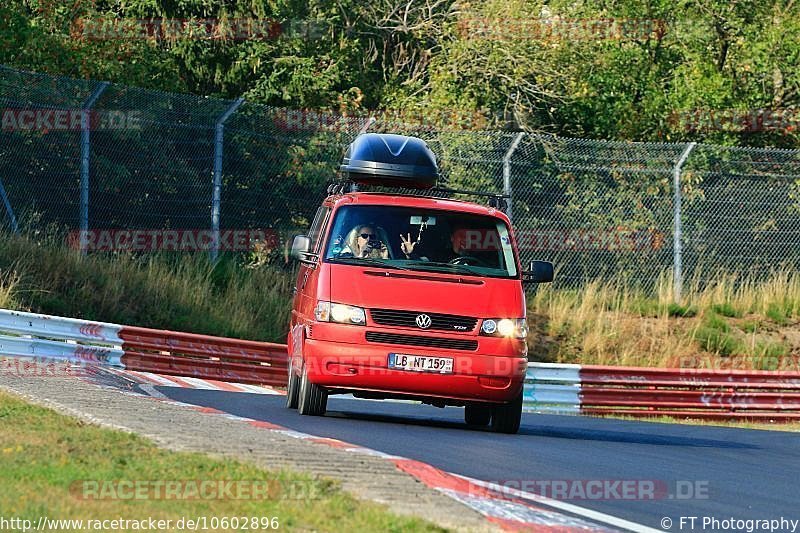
[402,261,482,276]
[328,256,410,271]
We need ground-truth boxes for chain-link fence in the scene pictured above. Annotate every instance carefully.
[2,65,799,293]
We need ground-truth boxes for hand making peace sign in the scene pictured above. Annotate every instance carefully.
[400,233,417,255]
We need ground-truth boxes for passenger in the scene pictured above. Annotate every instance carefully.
[345,224,389,259]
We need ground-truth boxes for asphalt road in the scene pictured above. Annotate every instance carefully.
[160,388,800,531]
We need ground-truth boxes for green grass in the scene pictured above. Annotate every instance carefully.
[702,312,729,332]
[0,391,442,532]
[692,313,745,357]
[693,326,743,357]
[667,302,698,318]
[741,320,760,334]
[766,303,790,325]
[710,302,742,318]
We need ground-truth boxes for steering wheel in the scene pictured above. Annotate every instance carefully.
[448,255,489,267]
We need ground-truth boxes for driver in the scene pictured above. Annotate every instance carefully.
[450,227,469,257]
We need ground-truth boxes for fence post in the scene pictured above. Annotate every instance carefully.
[211,98,245,263]
[360,116,376,134]
[502,132,525,221]
[80,82,109,255]
[672,142,697,303]
[0,177,18,233]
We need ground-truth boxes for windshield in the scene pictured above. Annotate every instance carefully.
[323,205,518,278]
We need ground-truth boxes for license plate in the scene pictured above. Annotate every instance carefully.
[388,353,454,374]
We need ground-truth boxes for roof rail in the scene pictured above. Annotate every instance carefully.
[325,182,509,212]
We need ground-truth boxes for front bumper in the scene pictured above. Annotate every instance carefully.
[300,322,527,403]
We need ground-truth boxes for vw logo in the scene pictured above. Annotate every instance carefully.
[415,314,432,329]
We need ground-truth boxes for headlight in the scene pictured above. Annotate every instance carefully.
[314,301,366,325]
[480,318,527,339]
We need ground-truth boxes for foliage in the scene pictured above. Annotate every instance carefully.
[2,0,799,146]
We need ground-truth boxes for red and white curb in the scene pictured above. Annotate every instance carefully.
[104,368,283,395]
[109,368,417,404]
[95,368,657,532]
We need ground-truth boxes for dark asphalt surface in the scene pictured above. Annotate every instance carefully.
[160,388,800,531]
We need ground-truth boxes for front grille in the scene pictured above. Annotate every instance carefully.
[365,331,478,351]
[370,308,478,332]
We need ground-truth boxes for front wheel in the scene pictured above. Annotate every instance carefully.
[491,391,523,434]
[297,364,327,416]
[286,363,300,409]
[464,404,492,426]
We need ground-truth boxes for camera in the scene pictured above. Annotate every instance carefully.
[367,236,382,248]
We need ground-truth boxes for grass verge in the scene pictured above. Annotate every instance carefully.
[0,390,442,532]
[600,414,800,433]
[0,232,293,342]
[527,270,800,368]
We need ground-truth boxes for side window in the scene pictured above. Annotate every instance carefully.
[308,206,330,253]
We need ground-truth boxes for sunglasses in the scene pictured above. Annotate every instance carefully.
[359,233,375,239]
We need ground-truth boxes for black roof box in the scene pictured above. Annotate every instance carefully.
[340,133,438,189]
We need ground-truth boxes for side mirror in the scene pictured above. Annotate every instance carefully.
[290,235,312,261]
[523,260,554,283]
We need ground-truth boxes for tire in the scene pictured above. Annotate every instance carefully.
[286,363,300,409]
[491,391,523,434]
[464,404,492,426]
[297,364,327,416]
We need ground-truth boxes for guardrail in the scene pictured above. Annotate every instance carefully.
[524,362,800,421]
[3,307,800,421]
[0,309,287,386]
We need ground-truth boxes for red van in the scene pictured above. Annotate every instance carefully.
[286,134,553,433]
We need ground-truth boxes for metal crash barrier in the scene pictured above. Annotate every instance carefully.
[0,308,286,386]
[525,362,800,421]
[3,307,800,421]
